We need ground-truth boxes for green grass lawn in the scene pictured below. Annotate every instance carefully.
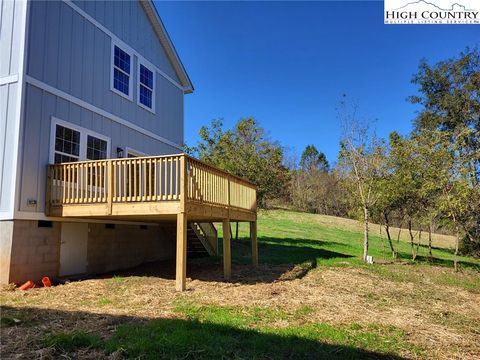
[1,209,479,359]
[225,210,479,289]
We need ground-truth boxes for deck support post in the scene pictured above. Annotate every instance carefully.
[222,218,231,280]
[175,212,187,291]
[250,221,258,267]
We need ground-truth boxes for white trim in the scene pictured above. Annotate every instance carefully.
[141,1,193,93]
[62,0,186,93]
[110,40,134,101]
[26,75,183,151]
[49,117,111,164]
[137,59,156,114]
[10,0,30,220]
[0,74,19,86]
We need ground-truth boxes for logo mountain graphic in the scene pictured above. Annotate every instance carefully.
[393,0,476,11]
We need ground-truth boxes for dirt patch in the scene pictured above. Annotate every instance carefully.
[278,260,316,281]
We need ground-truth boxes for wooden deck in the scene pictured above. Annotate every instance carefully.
[46,154,258,290]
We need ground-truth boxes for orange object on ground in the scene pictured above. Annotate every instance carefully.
[42,277,52,287]
[18,280,36,290]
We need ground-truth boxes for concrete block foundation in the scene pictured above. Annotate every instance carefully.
[0,220,175,285]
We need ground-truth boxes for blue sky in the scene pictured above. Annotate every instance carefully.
[155,1,479,164]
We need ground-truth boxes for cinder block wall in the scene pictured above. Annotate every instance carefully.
[87,223,175,274]
[8,220,61,285]
[2,220,176,285]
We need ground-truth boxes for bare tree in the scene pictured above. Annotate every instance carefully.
[338,99,386,262]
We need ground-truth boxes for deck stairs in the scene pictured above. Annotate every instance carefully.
[188,222,218,257]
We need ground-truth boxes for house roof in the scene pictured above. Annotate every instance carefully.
[140,1,194,94]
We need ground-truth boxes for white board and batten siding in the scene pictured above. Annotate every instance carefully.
[0,0,28,220]
[13,0,188,217]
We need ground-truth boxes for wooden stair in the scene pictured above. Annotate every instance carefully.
[160,222,217,258]
[187,225,209,257]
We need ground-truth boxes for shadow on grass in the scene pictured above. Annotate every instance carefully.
[394,251,480,271]
[256,236,353,264]
[1,306,407,360]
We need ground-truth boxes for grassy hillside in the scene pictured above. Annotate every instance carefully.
[230,209,478,273]
[1,210,479,359]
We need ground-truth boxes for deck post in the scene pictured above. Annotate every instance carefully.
[250,221,258,267]
[176,212,187,291]
[222,218,231,280]
[175,155,188,291]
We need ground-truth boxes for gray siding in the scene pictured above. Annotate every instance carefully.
[26,0,184,145]
[19,84,180,214]
[73,0,180,83]
[16,0,187,215]
[0,0,27,218]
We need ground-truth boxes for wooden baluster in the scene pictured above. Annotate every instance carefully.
[154,158,158,201]
[157,158,162,200]
[94,162,99,203]
[86,163,90,203]
[141,159,145,201]
[163,158,167,200]
[133,159,137,201]
[66,164,71,203]
[104,162,107,202]
[175,156,180,200]
[74,163,78,203]
[113,161,117,202]
[127,160,131,201]
[80,163,84,203]
[147,158,152,201]
[169,157,173,200]
[124,160,128,202]
[60,165,64,204]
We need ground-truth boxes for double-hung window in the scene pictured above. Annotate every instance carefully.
[111,40,156,111]
[138,62,155,112]
[54,125,81,164]
[51,119,110,164]
[87,135,108,161]
[112,43,132,99]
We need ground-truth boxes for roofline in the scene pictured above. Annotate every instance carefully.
[140,0,194,94]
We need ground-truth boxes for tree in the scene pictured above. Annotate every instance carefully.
[300,145,329,172]
[290,146,343,215]
[195,118,289,208]
[410,48,480,254]
[374,169,399,259]
[338,100,387,262]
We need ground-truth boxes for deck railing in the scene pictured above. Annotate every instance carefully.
[47,154,256,214]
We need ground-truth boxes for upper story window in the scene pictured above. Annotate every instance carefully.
[111,42,133,100]
[138,62,155,113]
[110,40,157,111]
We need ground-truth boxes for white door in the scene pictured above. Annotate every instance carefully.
[59,222,88,276]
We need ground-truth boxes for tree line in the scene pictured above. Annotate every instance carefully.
[188,48,479,265]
